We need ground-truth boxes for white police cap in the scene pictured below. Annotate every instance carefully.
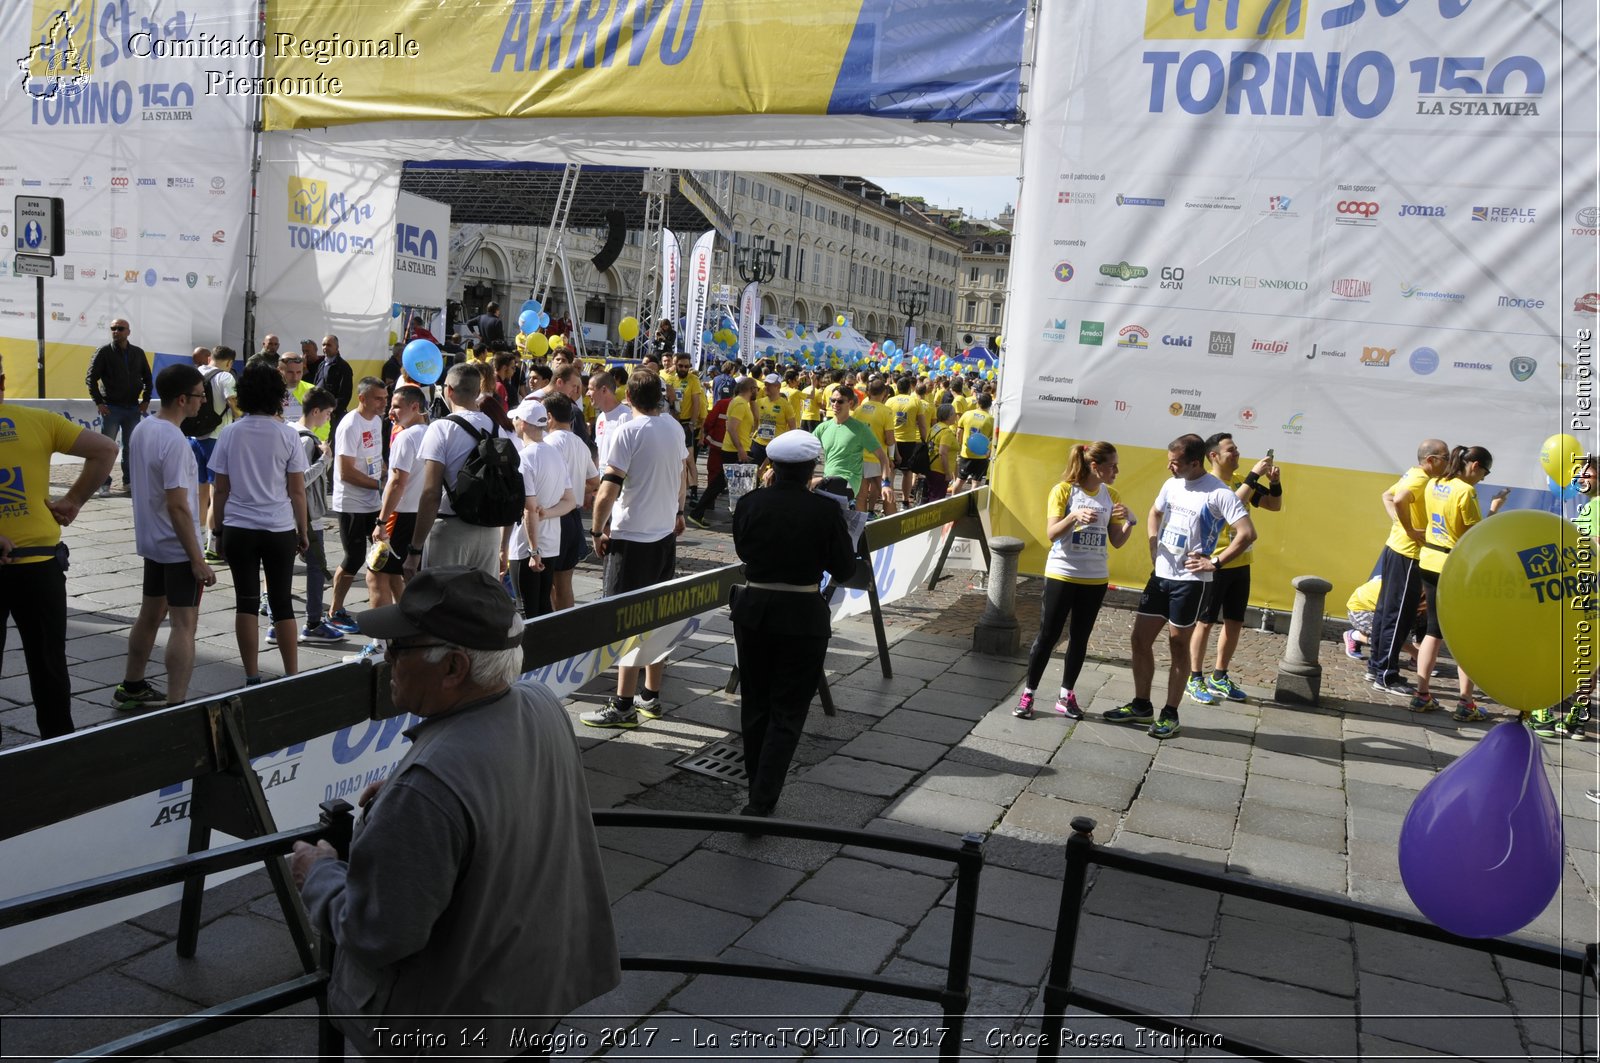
[766,429,822,463]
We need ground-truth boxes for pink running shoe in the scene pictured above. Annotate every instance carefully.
[1055,692,1084,719]
[1013,691,1035,720]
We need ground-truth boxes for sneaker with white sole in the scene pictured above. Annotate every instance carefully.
[635,692,664,720]
[1184,674,1218,705]
[300,621,348,645]
[1012,691,1035,720]
[1342,631,1362,659]
[1149,711,1181,740]
[1055,692,1083,719]
[113,682,168,710]
[581,698,640,729]
[1205,673,1248,703]
[1103,701,1155,725]
[327,609,361,635]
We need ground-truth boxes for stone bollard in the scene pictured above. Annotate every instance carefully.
[1275,575,1333,706]
[973,536,1024,656]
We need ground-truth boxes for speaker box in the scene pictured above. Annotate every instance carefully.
[591,210,627,272]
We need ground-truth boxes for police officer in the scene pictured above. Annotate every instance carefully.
[731,429,856,820]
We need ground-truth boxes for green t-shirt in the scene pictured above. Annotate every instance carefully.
[1576,499,1599,542]
[813,417,882,493]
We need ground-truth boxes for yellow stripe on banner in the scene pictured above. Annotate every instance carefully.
[1142,0,1308,40]
[261,0,860,130]
[990,430,1401,613]
[0,339,96,400]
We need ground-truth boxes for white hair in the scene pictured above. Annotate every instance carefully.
[419,619,523,686]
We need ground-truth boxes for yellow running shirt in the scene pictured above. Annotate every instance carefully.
[1383,466,1431,560]
[956,409,995,459]
[0,403,84,564]
[884,393,925,443]
[721,396,754,453]
[1420,476,1482,574]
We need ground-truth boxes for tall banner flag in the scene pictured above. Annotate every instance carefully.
[0,0,257,396]
[684,229,716,366]
[994,0,1598,608]
[738,281,759,363]
[661,230,681,346]
[260,0,1026,130]
[392,191,450,318]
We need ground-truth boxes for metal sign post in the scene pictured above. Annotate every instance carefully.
[14,195,64,398]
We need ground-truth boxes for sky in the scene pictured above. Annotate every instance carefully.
[860,174,1021,223]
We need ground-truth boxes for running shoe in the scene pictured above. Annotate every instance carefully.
[1103,701,1154,725]
[1567,708,1589,741]
[1055,692,1083,719]
[1587,789,1600,805]
[266,624,278,644]
[635,692,664,720]
[1408,692,1437,713]
[203,547,223,563]
[581,699,640,729]
[684,513,709,530]
[1205,673,1248,703]
[1453,698,1489,723]
[300,621,348,645]
[1012,691,1035,720]
[327,609,361,634]
[1149,711,1181,740]
[1368,675,1415,699]
[1530,709,1562,739]
[113,682,168,710]
[1342,631,1362,659]
[1184,674,1218,706]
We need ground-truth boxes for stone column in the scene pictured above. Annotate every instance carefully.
[1275,575,1333,706]
[973,536,1024,656]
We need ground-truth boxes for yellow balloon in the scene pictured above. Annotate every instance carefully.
[550,334,565,350]
[619,316,640,341]
[526,332,549,357]
[836,315,846,326]
[1540,433,1584,485]
[1438,510,1592,712]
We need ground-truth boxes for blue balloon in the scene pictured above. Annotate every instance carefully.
[402,338,443,385]
[523,299,542,316]
[1399,720,1563,937]
[391,303,401,318]
[966,431,990,457]
[518,309,539,334]
[703,329,715,346]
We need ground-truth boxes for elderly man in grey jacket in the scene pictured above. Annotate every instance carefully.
[290,566,619,1057]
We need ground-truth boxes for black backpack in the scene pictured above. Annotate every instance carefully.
[442,415,525,527]
[180,368,225,438]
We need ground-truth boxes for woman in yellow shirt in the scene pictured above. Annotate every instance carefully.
[925,404,959,500]
[1412,445,1507,720]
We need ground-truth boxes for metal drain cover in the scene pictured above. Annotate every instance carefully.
[676,740,748,783]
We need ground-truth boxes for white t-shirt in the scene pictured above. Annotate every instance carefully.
[129,416,199,564]
[417,410,496,517]
[508,438,570,560]
[605,413,688,542]
[199,367,236,441]
[331,411,384,513]
[387,423,427,515]
[1152,472,1249,583]
[1044,482,1125,584]
[544,427,597,501]
[594,404,634,470]
[210,415,310,532]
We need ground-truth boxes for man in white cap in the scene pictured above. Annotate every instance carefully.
[730,429,856,820]
[752,372,796,467]
[508,397,577,618]
[290,566,619,1055]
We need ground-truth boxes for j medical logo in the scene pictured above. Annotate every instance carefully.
[20,0,93,100]
[0,467,26,511]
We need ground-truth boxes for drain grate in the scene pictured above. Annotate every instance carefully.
[676,740,748,784]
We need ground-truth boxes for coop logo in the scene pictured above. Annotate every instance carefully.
[1398,204,1446,218]
[1250,339,1288,354]
[1335,200,1381,223]
[1361,346,1396,367]
[1098,261,1149,282]
[1079,320,1104,345]
[1574,207,1599,237]
[1042,318,1068,342]
[1208,331,1235,356]
[1330,278,1372,300]
[1053,261,1075,283]
[1409,346,1440,375]
[1117,324,1150,350]
[1282,413,1305,435]
[110,175,128,189]
[1517,543,1590,605]
[1472,205,1537,224]
[1162,334,1193,347]
[1400,281,1466,303]
[1509,357,1537,382]
[1115,194,1165,207]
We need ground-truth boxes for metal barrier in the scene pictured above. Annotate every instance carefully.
[1039,816,1592,1063]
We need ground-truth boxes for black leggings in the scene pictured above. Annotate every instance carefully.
[223,526,299,621]
[513,556,554,620]
[1025,579,1109,692]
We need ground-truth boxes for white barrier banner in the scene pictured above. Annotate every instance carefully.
[0,0,257,394]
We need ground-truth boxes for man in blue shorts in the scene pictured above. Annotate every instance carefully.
[1104,434,1255,739]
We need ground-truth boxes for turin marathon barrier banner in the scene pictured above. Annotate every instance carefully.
[257,0,1026,130]
[0,0,256,396]
[993,0,1599,608]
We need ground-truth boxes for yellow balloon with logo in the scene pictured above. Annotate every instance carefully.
[1540,433,1584,485]
[1437,510,1591,712]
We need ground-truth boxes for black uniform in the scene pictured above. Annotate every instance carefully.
[730,479,856,814]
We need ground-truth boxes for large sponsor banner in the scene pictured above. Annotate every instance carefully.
[683,229,715,365]
[391,190,449,313]
[259,0,1025,130]
[0,0,257,396]
[254,138,399,382]
[660,229,680,342]
[994,0,1599,608]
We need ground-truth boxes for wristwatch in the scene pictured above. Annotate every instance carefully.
[407,546,423,555]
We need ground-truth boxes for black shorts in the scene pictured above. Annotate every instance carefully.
[895,442,921,467]
[677,420,696,450]
[958,457,989,481]
[1420,567,1444,639]
[602,533,677,596]
[1197,563,1251,625]
[1137,574,1206,630]
[549,509,584,572]
[142,558,203,608]
[375,512,417,576]
[750,442,768,467]
[337,510,379,573]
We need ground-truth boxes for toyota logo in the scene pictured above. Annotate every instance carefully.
[1337,201,1380,217]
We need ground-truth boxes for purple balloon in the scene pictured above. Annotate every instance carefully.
[1399,720,1563,938]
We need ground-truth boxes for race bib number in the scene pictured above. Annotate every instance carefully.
[1069,526,1107,551]
[1160,526,1189,553]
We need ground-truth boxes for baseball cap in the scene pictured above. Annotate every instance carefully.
[763,372,781,384]
[358,566,524,650]
[511,398,549,426]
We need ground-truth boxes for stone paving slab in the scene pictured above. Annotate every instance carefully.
[734,900,905,973]
[838,729,952,772]
[1195,969,1358,1059]
[792,857,948,926]
[648,850,806,919]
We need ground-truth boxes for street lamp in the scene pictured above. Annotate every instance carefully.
[734,239,779,285]
[897,285,928,349]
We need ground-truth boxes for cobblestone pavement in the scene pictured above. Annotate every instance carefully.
[3,487,1597,1060]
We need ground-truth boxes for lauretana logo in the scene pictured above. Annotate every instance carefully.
[1331,278,1371,298]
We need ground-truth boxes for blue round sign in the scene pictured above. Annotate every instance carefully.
[1409,346,1439,375]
